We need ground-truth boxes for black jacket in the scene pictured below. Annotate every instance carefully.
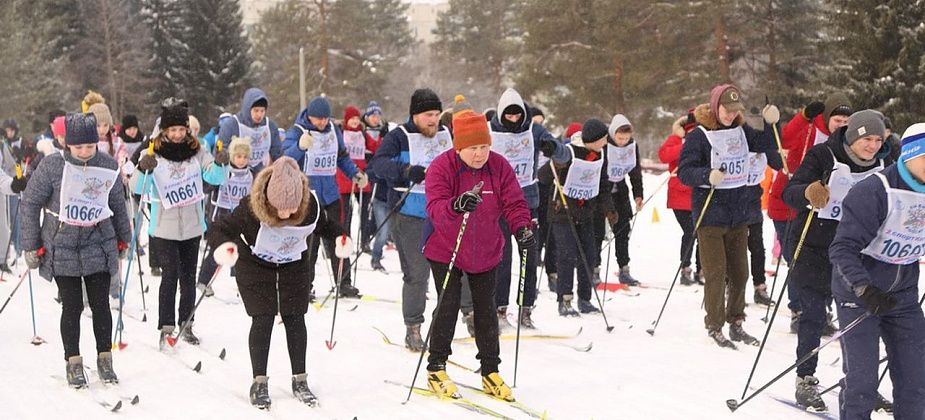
[537,143,614,225]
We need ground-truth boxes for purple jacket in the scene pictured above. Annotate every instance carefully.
[423,149,532,273]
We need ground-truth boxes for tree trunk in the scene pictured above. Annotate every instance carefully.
[100,0,119,116]
[318,0,329,94]
[766,0,778,88]
[714,11,731,83]
[612,54,626,114]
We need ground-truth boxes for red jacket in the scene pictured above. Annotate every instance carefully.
[658,133,692,211]
[767,114,829,221]
[336,106,378,194]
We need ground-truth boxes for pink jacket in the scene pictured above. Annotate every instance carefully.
[423,149,532,273]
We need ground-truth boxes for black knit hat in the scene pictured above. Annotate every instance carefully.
[159,98,190,129]
[581,118,609,143]
[409,88,442,116]
[122,114,139,130]
[65,112,99,145]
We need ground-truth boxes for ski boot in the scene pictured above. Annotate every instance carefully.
[463,312,476,337]
[159,325,175,351]
[97,352,119,384]
[339,281,361,298]
[547,272,558,292]
[482,372,514,402]
[558,295,579,317]
[795,375,827,412]
[708,328,737,350]
[577,298,599,314]
[370,258,386,272]
[151,267,162,276]
[360,241,371,254]
[618,266,640,286]
[679,267,695,286]
[405,324,424,352]
[518,306,536,329]
[694,270,705,285]
[754,283,774,306]
[197,282,215,297]
[249,376,271,409]
[292,373,319,407]
[427,369,460,399]
[729,320,760,346]
[497,306,514,331]
[180,322,200,345]
[66,355,88,388]
[875,392,893,413]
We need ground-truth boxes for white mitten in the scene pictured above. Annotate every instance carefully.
[213,242,239,266]
[299,132,314,151]
[334,235,352,259]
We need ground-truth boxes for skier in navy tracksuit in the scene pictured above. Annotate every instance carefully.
[782,110,892,412]
[829,122,925,420]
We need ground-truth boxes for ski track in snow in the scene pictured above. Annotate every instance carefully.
[0,173,906,419]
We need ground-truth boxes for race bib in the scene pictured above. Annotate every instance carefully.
[59,162,118,226]
[813,127,829,147]
[818,153,882,221]
[746,152,767,186]
[562,147,603,200]
[606,142,637,183]
[701,126,749,189]
[343,130,366,160]
[405,127,452,194]
[491,125,535,187]
[152,157,205,209]
[861,174,925,265]
[235,115,272,168]
[300,124,338,177]
[215,167,252,210]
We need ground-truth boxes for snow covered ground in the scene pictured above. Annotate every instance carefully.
[0,172,906,419]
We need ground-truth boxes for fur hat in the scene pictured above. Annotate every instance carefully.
[409,88,442,116]
[229,136,252,158]
[65,113,99,145]
[452,111,491,151]
[87,102,113,127]
[159,98,190,129]
[266,157,304,211]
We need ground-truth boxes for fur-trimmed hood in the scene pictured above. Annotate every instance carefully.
[693,103,744,131]
[249,164,312,227]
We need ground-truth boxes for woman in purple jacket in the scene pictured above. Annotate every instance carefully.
[422,109,533,402]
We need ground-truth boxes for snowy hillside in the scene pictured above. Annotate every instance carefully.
[0,172,904,419]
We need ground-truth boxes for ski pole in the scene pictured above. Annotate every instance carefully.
[0,165,23,281]
[166,261,226,347]
[739,209,815,399]
[404,181,482,404]
[601,223,613,308]
[347,184,416,272]
[549,162,614,332]
[513,245,528,387]
[325,235,349,350]
[646,186,715,336]
[27,270,45,345]
[726,311,871,412]
[125,181,148,322]
[0,268,31,315]
[763,215,797,322]
[113,142,154,349]
[599,173,671,251]
[352,182,363,287]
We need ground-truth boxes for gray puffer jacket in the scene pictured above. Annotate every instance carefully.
[20,151,132,281]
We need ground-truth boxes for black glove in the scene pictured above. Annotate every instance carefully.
[138,154,158,173]
[539,140,557,158]
[10,176,28,193]
[858,286,897,316]
[452,191,482,214]
[379,125,390,140]
[214,150,230,166]
[406,165,427,184]
[803,101,825,120]
[515,226,535,249]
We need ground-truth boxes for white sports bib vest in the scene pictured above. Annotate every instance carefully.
[490,123,536,188]
[59,162,118,226]
[861,174,925,265]
[405,126,452,194]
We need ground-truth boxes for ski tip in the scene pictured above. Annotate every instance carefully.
[165,336,178,347]
[645,328,656,336]
[193,361,202,372]
[31,336,46,345]
[325,341,336,350]
[111,400,123,412]
[118,342,128,351]
[726,398,740,411]
[605,326,615,333]
[142,314,147,322]
[219,348,227,360]
[130,395,140,405]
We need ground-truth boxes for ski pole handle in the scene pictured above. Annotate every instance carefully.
[146,142,155,156]
[15,164,22,179]
[216,140,223,153]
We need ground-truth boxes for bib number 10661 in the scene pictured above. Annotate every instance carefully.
[165,183,200,206]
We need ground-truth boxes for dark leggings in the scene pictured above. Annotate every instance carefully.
[747,222,766,286]
[56,272,112,360]
[249,314,307,377]
[672,210,701,271]
[157,236,200,329]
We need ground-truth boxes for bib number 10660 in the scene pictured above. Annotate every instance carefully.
[64,205,103,222]
[165,183,200,206]
[880,239,923,260]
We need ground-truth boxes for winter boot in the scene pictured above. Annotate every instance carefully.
[790,311,801,334]
[97,352,119,384]
[180,322,200,345]
[308,288,316,303]
[463,312,476,337]
[66,355,88,388]
[481,372,514,402]
[518,306,536,329]
[821,312,837,337]
[197,282,215,297]
[405,324,424,352]
[875,392,893,413]
[591,266,601,287]
[679,267,695,286]
[694,270,705,285]
[497,306,514,331]
[291,373,318,407]
[729,320,760,346]
[795,375,827,412]
[753,283,774,306]
[159,325,175,351]
[249,376,271,409]
[558,295,579,317]
[370,258,386,272]
[151,267,162,276]
[708,328,737,350]
[577,298,599,314]
[547,272,558,292]
[339,281,361,298]
[360,241,371,254]
[618,266,640,286]
[427,369,460,399]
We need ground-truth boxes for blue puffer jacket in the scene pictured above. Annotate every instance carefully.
[369,119,450,219]
[20,151,132,281]
[678,103,776,228]
[490,89,569,209]
[830,163,923,304]
[282,110,359,207]
[217,88,282,171]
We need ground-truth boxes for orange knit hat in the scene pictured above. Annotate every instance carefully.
[452,110,491,151]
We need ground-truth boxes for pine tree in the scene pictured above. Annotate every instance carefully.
[139,0,186,108]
